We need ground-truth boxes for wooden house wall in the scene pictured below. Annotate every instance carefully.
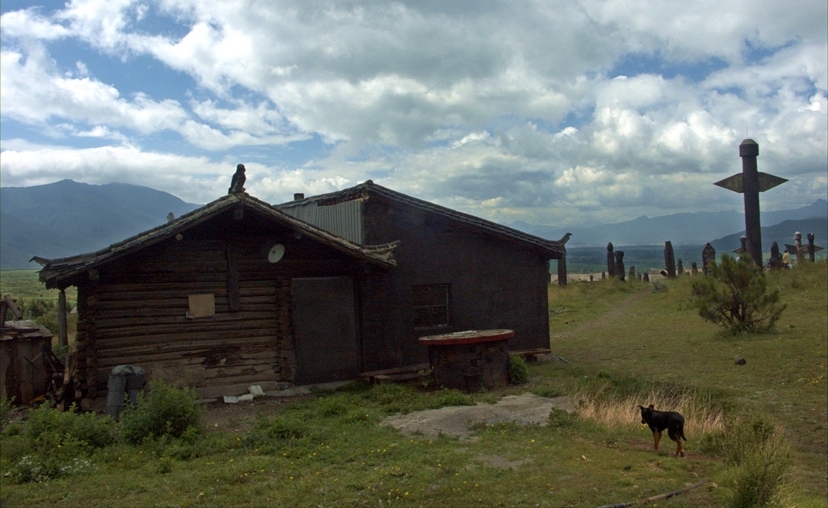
[73,212,363,396]
[359,196,551,371]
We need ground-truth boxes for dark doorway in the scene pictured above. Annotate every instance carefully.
[291,277,359,384]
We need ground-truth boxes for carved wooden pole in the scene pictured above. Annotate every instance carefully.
[714,139,787,267]
[606,242,615,278]
[735,235,747,257]
[614,251,625,281]
[58,289,68,353]
[794,232,803,265]
[557,256,567,287]
[808,233,816,262]
[785,231,822,264]
[740,141,762,265]
[664,241,676,278]
[702,243,716,275]
[769,242,782,270]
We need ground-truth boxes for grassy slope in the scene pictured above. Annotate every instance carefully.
[547,263,828,505]
[1,264,826,507]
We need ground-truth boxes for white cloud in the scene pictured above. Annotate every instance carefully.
[0,0,825,228]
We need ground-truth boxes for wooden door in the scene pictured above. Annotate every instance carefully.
[291,277,359,384]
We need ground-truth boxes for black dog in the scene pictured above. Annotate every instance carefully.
[638,404,687,457]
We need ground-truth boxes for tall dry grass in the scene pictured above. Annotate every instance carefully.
[567,376,726,437]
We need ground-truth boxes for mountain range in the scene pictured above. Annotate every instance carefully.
[1,179,825,270]
[1,180,200,270]
[511,200,827,248]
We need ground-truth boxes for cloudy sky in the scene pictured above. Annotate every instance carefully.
[2,0,826,228]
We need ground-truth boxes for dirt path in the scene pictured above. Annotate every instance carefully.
[551,290,648,342]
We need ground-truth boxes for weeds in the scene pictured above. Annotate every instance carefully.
[722,414,793,507]
[120,379,202,444]
[0,395,14,433]
[508,356,529,384]
[5,403,115,483]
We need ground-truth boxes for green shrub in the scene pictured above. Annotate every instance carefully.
[548,407,575,429]
[315,393,360,417]
[363,383,473,413]
[242,413,319,456]
[508,356,530,384]
[24,403,117,451]
[691,254,786,334]
[0,394,14,433]
[120,379,202,444]
[426,388,473,409]
[7,404,115,483]
[722,415,792,507]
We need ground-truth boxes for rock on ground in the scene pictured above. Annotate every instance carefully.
[382,393,574,440]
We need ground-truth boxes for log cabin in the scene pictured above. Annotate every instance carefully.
[278,181,566,371]
[35,183,566,398]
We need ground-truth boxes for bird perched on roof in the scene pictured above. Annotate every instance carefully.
[558,232,572,245]
[229,164,246,194]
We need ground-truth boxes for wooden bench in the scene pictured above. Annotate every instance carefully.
[359,363,430,384]
[509,348,552,362]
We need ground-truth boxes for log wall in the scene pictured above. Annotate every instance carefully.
[75,221,361,396]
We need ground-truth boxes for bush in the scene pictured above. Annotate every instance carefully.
[120,379,202,444]
[8,404,115,483]
[691,254,786,334]
[722,415,792,507]
[0,394,14,433]
[509,356,530,384]
[363,383,473,413]
[23,403,117,451]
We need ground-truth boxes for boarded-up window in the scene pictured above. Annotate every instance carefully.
[413,284,450,329]
[187,294,215,318]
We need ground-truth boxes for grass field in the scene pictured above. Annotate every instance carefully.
[0,270,77,305]
[1,263,826,507]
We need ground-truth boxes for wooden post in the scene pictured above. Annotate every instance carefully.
[614,251,625,281]
[702,243,716,275]
[794,232,803,265]
[607,242,615,278]
[740,140,762,265]
[664,241,676,278]
[714,140,787,267]
[769,242,782,270]
[807,233,816,262]
[557,256,567,286]
[57,289,68,352]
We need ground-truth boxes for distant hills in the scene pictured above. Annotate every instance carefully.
[1,180,200,270]
[512,199,827,248]
[0,179,825,271]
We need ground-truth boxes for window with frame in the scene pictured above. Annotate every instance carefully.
[413,283,450,329]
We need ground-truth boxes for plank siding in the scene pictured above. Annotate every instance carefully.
[75,230,359,395]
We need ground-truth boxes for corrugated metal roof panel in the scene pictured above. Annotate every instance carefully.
[282,199,363,244]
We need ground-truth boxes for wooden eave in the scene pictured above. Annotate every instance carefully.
[35,193,399,289]
[279,181,566,259]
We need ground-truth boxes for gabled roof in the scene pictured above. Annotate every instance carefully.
[278,180,566,258]
[35,192,399,288]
